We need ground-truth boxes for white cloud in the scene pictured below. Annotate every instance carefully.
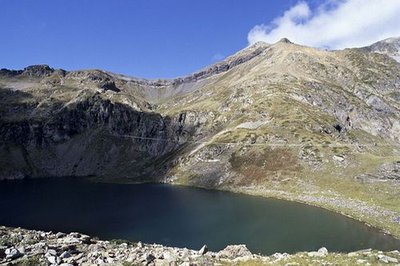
[248,0,400,49]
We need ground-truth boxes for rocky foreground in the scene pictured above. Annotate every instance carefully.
[1,227,400,265]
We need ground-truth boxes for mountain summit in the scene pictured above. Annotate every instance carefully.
[1,37,400,237]
[361,37,400,62]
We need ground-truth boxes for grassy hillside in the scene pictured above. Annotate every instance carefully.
[1,39,400,238]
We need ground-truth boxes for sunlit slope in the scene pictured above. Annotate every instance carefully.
[1,38,400,236]
[159,40,400,236]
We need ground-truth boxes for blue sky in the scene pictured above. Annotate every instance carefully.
[0,0,301,78]
[2,0,399,79]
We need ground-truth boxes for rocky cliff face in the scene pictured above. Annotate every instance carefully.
[0,67,198,180]
[1,37,400,237]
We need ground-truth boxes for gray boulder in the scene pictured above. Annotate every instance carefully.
[60,250,71,259]
[218,245,252,258]
[145,253,156,263]
[56,232,66,238]
[308,247,328,257]
[378,254,398,263]
[5,247,22,259]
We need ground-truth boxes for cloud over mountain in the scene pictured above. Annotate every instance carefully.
[248,0,400,49]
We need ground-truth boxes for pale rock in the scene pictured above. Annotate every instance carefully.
[233,255,254,262]
[60,250,71,259]
[181,248,190,261]
[318,247,328,255]
[308,247,328,257]
[126,255,136,262]
[95,257,105,264]
[46,249,57,256]
[163,250,177,262]
[377,254,399,263]
[17,246,25,254]
[63,237,81,244]
[5,247,22,259]
[70,232,81,238]
[154,258,169,266]
[218,244,252,258]
[119,243,128,249]
[348,252,359,257]
[56,232,66,238]
[272,252,290,261]
[80,234,91,243]
[46,255,58,264]
[198,244,208,255]
[333,155,345,162]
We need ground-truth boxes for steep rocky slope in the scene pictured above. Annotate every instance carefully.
[1,38,400,238]
[361,37,400,62]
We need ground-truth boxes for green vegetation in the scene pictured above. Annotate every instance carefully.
[17,256,44,266]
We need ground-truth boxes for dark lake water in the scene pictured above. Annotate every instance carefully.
[0,178,399,255]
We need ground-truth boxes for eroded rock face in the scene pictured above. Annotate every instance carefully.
[356,161,400,183]
[0,91,198,179]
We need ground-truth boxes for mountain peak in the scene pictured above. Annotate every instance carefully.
[23,65,55,77]
[382,37,400,44]
[362,37,400,62]
[277,37,293,44]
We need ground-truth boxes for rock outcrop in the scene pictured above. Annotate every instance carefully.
[1,226,399,266]
[361,37,400,62]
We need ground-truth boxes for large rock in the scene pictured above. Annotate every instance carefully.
[60,250,71,259]
[308,247,329,257]
[378,254,399,263]
[145,253,156,263]
[218,245,252,258]
[198,245,208,255]
[5,247,22,259]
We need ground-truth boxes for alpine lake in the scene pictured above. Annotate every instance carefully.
[0,178,399,255]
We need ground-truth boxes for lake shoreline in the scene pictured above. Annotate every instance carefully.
[87,175,400,241]
[224,185,400,239]
[37,175,400,242]
[1,226,399,265]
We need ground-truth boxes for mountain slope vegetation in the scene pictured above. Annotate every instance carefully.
[1,38,400,237]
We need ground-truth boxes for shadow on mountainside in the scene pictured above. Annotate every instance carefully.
[0,87,193,181]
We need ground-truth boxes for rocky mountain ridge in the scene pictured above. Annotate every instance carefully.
[1,37,400,239]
